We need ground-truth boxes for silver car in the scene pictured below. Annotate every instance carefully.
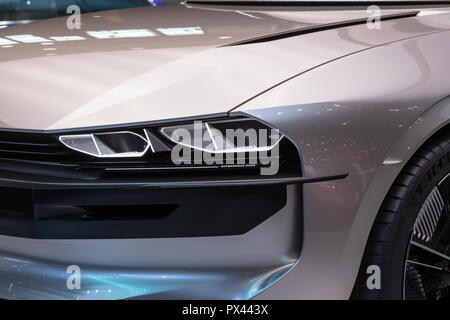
[0,0,449,300]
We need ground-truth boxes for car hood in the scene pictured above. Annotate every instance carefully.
[0,3,433,130]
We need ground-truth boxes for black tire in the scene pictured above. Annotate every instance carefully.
[352,130,450,300]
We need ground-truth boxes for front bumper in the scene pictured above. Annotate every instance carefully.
[0,177,303,299]
[0,166,364,300]
[0,120,355,299]
[0,116,313,299]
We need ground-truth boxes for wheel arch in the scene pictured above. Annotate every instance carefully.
[349,96,450,296]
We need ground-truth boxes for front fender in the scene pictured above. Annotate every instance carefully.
[233,30,450,298]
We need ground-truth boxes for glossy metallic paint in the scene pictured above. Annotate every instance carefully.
[0,3,449,299]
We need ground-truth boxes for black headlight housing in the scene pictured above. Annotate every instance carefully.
[0,116,302,182]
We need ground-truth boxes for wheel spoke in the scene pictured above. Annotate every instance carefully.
[410,241,450,262]
[406,259,445,271]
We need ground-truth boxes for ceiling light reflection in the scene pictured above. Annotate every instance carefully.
[157,26,203,36]
[87,29,156,39]
[6,34,51,43]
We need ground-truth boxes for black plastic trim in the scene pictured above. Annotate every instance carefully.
[0,184,289,239]
[221,10,419,46]
[0,173,348,189]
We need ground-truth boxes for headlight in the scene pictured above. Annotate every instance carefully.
[57,117,300,179]
[160,118,283,154]
[59,131,151,158]
[59,118,283,158]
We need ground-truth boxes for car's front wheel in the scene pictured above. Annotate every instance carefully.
[353,131,450,300]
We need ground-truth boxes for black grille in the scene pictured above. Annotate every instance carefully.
[0,131,69,162]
